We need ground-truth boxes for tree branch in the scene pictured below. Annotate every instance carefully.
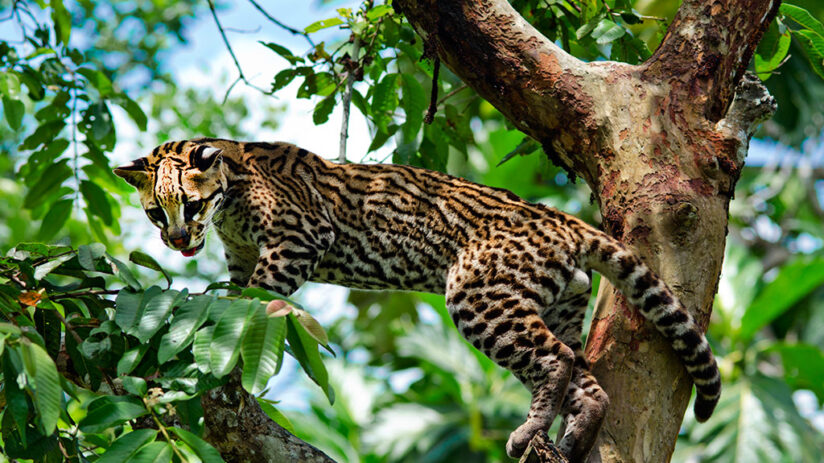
[201,370,335,463]
[643,0,781,121]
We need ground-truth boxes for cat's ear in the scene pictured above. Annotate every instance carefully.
[193,146,222,173]
[113,158,149,187]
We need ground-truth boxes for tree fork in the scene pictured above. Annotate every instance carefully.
[395,0,779,461]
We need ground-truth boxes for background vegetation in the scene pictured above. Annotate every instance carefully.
[0,0,822,461]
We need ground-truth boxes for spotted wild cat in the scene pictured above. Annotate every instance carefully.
[114,138,720,461]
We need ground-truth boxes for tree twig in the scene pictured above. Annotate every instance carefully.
[247,0,315,47]
[424,57,440,124]
[208,0,270,98]
[339,39,361,163]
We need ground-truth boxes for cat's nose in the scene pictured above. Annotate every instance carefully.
[168,228,190,248]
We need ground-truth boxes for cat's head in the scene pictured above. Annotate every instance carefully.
[114,140,226,256]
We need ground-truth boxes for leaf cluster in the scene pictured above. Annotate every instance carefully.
[0,242,334,461]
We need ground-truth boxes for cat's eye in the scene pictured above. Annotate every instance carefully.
[184,200,204,221]
[147,207,167,225]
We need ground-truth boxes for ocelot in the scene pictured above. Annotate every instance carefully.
[114,138,720,461]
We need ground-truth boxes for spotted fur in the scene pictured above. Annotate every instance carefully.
[115,138,721,461]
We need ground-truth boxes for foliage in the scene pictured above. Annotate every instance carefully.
[0,242,333,460]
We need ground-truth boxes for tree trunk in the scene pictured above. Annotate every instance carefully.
[395,0,779,461]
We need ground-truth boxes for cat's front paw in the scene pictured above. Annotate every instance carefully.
[506,420,544,458]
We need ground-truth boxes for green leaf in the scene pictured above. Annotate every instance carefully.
[192,325,215,373]
[371,73,398,130]
[130,250,172,289]
[77,68,113,97]
[740,257,824,341]
[256,398,295,434]
[80,180,113,226]
[400,74,426,141]
[23,159,72,209]
[313,94,337,125]
[210,299,255,378]
[780,4,824,39]
[21,342,61,434]
[0,71,22,99]
[795,30,824,80]
[107,254,142,290]
[80,101,116,151]
[79,396,147,433]
[36,199,72,241]
[114,93,148,131]
[77,243,106,271]
[260,41,304,64]
[169,427,224,463]
[32,252,73,280]
[241,308,286,394]
[126,441,173,463]
[3,96,24,130]
[304,17,344,33]
[121,376,148,396]
[286,314,333,403]
[117,343,149,375]
[115,287,155,333]
[136,290,182,343]
[50,0,71,46]
[293,308,329,348]
[96,429,157,463]
[158,295,214,363]
[366,4,393,20]
[271,68,299,93]
[591,19,626,45]
[764,342,824,402]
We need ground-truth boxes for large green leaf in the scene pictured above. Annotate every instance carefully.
[210,299,255,377]
[679,374,824,463]
[135,289,182,343]
[193,325,215,373]
[125,441,173,463]
[3,95,24,130]
[129,250,172,289]
[158,295,214,363]
[36,198,73,241]
[79,396,148,433]
[764,342,824,402]
[400,74,426,141]
[780,4,824,39]
[286,313,334,403]
[170,427,224,463]
[80,180,113,226]
[21,342,61,434]
[23,159,72,209]
[241,307,286,394]
[96,429,157,463]
[739,257,824,341]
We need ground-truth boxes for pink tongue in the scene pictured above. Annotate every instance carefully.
[181,249,196,257]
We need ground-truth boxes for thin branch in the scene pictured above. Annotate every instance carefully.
[208,0,270,98]
[339,40,361,163]
[437,83,468,106]
[247,0,315,47]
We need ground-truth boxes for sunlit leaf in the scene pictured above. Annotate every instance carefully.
[96,429,157,463]
[241,307,286,394]
[79,396,147,433]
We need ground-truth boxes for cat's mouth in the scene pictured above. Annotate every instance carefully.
[181,241,204,257]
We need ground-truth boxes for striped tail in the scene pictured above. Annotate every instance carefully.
[581,233,721,421]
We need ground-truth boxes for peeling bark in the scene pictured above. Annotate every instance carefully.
[201,370,335,463]
[396,0,779,461]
